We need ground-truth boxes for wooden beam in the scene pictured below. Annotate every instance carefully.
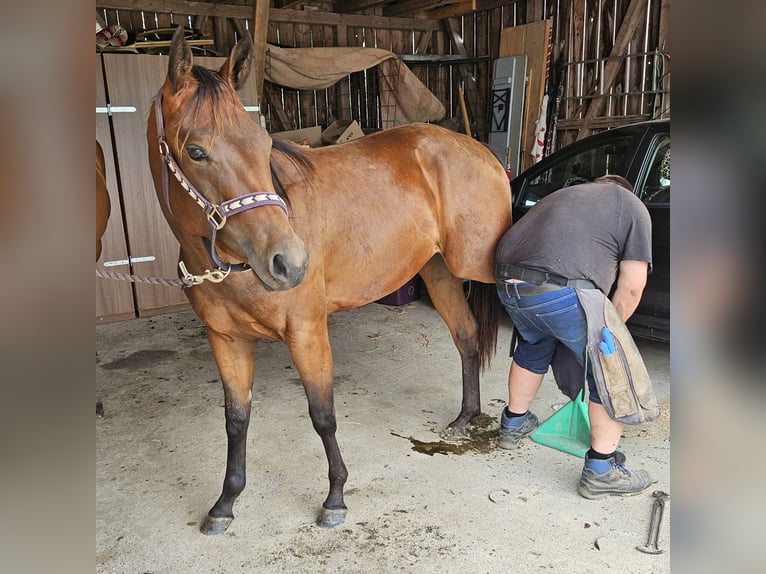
[98,1,444,30]
[426,1,475,20]
[426,0,512,20]
[414,29,433,54]
[334,0,388,13]
[384,0,513,20]
[576,0,645,140]
[385,0,456,18]
[252,0,270,109]
[280,0,308,9]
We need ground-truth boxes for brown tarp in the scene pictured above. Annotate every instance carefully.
[264,45,445,127]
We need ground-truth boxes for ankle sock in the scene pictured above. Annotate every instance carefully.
[586,448,615,460]
[503,407,528,419]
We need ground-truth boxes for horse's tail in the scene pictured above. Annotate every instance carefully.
[467,281,501,372]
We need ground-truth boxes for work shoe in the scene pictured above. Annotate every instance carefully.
[577,452,653,499]
[498,409,538,449]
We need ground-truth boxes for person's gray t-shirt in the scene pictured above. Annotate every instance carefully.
[495,182,652,293]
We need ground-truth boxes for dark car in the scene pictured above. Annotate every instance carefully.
[510,119,670,342]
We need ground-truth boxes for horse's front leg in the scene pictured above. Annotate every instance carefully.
[288,323,348,528]
[200,332,256,535]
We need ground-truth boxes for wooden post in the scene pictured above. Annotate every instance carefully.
[251,0,270,110]
[458,84,471,136]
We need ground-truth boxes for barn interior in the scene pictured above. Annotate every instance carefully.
[96,2,671,572]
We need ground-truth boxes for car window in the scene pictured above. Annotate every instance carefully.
[638,137,670,204]
[518,136,633,207]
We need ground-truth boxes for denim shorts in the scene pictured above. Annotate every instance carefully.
[496,283,600,403]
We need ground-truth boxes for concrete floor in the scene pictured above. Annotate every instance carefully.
[96,294,670,573]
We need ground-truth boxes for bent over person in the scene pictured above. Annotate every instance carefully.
[494,175,653,499]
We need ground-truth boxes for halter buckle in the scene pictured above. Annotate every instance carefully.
[207,206,227,230]
[158,138,171,158]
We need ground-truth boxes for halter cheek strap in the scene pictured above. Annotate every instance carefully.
[152,91,289,276]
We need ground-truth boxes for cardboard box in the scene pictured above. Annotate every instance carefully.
[376,276,420,307]
[271,125,322,147]
[322,119,365,145]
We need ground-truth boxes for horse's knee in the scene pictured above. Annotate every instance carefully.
[225,413,249,440]
[308,406,337,436]
[223,393,250,440]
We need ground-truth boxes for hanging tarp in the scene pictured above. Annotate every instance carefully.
[264,45,445,126]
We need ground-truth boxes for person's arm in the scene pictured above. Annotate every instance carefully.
[611,260,649,321]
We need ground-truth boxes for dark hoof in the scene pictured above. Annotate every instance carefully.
[316,507,347,528]
[439,425,468,442]
[200,515,233,535]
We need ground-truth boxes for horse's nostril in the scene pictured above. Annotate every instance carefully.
[271,253,288,280]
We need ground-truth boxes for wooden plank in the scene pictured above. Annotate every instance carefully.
[213,16,229,55]
[295,22,316,126]
[252,0,270,110]
[335,0,388,12]
[275,23,299,129]
[96,55,136,323]
[98,2,444,30]
[499,19,552,170]
[576,0,645,139]
[414,30,433,54]
[418,2,473,20]
[421,0,510,20]
[385,0,456,18]
[390,29,404,54]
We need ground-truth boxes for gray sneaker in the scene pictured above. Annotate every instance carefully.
[498,409,538,450]
[578,453,653,499]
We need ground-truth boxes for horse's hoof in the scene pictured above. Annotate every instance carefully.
[200,515,233,535]
[316,507,347,528]
[439,425,468,442]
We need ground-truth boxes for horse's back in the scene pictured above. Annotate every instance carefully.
[294,124,511,286]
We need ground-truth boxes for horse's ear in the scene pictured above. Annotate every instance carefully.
[168,26,193,93]
[219,33,253,91]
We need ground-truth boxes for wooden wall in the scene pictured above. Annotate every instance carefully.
[98,1,668,150]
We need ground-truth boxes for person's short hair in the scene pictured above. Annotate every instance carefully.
[593,174,634,192]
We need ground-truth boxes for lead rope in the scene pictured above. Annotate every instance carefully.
[96,261,231,289]
[96,268,192,289]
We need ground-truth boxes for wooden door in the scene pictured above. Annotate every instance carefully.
[102,54,189,317]
[96,55,135,323]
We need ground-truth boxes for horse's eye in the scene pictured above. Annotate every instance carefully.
[186,146,207,162]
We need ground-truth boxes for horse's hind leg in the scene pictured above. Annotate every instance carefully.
[287,322,349,528]
[418,255,481,439]
[200,332,256,535]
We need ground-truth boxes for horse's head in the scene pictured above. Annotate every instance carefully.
[149,26,308,291]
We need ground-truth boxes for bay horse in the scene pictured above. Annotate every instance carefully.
[147,27,512,535]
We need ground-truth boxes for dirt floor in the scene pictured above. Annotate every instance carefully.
[96,294,670,573]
